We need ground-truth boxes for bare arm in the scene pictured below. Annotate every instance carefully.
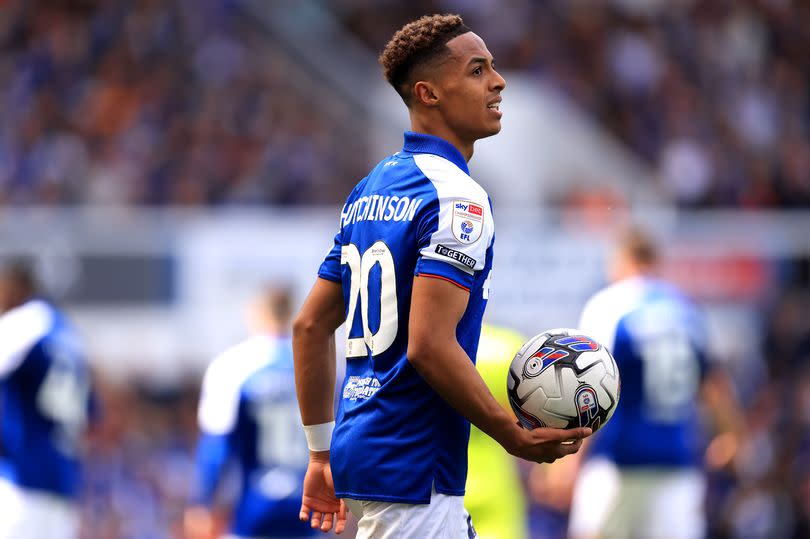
[293,277,347,534]
[408,275,590,463]
[293,277,344,426]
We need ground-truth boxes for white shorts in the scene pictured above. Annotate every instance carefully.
[0,477,79,539]
[345,487,477,539]
[568,457,706,539]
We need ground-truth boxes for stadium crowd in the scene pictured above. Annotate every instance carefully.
[335,0,810,208]
[0,0,368,207]
[2,0,809,208]
[1,0,809,538]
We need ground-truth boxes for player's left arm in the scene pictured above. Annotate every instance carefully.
[408,276,590,464]
[701,366,746,474]
[690,304,744,435]
[185,432,233,539]
[293,277,347,534]
[186,351,243,538]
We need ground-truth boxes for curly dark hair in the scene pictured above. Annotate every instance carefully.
[379,14,470,104]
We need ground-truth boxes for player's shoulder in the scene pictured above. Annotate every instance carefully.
[203,336,274,390]
[583,278,646,316]
[579,278,652,343]
[412,153,489,204]
[647,278,694,306]
[0,299,54,348]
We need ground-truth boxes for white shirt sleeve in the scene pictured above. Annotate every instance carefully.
[414,154,494,275]
[198,337,272,435]
[198,351,242,435]
[578,292,619,352]
[0,301,52,378]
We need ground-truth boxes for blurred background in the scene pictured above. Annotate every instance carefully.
[1,0,809,537]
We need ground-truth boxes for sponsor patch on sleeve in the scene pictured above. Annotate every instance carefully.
[435,244,477,269]
[452,200,484,244]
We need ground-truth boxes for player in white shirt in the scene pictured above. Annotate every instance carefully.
[186,287,317,539]
[293,14,591,538]
[568,228,742,539]
[0,261,96,539]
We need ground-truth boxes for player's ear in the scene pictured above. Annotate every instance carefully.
[413,80,439,107]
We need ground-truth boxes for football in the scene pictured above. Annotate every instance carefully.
[507,328,620,432]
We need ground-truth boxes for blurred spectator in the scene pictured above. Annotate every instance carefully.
[0,260,97,539]
[80,379,198,539]
[2,1,809,208]
[0,0,368,207]
[332,0,810,208]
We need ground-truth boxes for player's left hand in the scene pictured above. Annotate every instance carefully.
[299,451,347,534]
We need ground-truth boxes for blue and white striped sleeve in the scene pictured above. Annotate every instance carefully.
[412,154,494,291]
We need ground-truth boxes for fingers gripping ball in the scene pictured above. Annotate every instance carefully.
[507,328,620,432]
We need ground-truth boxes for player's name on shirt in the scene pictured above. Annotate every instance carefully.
[341,195,423,227]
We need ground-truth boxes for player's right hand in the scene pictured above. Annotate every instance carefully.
[299,451,347,534]
[504,425,592,464]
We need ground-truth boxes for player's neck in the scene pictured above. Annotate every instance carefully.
[409,117,474,162]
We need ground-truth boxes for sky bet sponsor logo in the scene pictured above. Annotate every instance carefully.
[435,245,477,269]
[452,200,484,243]
[454,202,483,216]
[341,195,423,227]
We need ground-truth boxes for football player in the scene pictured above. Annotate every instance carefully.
[568,228,742,539]
[186,287,317,539]
[293,14,590,538]
[0,261,96,539]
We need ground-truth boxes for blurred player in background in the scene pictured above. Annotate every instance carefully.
[566,228,741,539]
[293,13,590,538]
[186,287,317,539]
[0,260,96,539]
[465,323,529,539]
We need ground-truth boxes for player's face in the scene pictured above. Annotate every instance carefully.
[436,32,506,143]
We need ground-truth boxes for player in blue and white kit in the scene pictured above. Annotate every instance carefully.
[293,14,591,538]
[568,229,741,539]
[0,261,96,539]
[187,288,317,539]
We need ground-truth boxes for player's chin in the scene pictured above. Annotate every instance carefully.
[476,120,502,139]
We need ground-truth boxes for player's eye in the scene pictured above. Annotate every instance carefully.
[472,66,482,75]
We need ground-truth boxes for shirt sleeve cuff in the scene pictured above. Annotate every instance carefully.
[317,265,342,283]
[414,258,474,291]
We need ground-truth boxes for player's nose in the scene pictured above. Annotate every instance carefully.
[491,69,506,92]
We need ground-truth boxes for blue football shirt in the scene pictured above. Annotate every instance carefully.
[578,276,709,468]
[0,299,95,498]
[318,131,496,503]
[195,335,316,537]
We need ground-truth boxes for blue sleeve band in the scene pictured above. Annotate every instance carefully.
[414,258,474,291]
[318,233,342,282]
